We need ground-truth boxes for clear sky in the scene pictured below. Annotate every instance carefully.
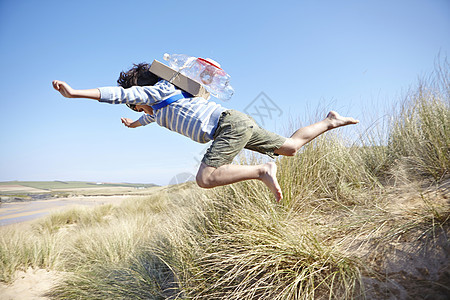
[0,0,449,185]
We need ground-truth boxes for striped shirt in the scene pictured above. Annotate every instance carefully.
[98,80,227,143]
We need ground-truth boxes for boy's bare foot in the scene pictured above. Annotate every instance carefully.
[326,111,359,129]
[260,162,283,202]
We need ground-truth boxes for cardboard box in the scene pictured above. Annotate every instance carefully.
[149,60,210,100]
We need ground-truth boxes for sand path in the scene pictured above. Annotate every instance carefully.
[0,195,131,226]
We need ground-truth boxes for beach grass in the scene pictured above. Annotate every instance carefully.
[0,60,449,299]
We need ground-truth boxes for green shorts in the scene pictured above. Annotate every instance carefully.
[202,110,286,168]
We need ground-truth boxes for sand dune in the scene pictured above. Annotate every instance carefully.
[0,268,65,300]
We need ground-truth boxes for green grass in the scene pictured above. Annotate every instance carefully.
[0,60,449,299]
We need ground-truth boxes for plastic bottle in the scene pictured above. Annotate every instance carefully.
[163,53,196,71]
[163,53,234,101]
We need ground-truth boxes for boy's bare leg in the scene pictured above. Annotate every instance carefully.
[275,111,359,156]
[197,162,283,201]
[195,111,358,202]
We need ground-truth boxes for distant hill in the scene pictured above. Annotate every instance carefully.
[0,181,158,194]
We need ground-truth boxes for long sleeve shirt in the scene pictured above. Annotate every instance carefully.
[98,80,227,143]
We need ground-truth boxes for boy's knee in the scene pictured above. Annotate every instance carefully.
[196,162,218,188]
[286,148,297,156]
[196,173,214,189]
[282,138,298,156]
[275,143,297,156]
[196,175,207,188]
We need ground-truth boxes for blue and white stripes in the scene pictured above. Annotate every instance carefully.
[98,80,226,143]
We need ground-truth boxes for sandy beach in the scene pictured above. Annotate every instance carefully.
[0,195,131,226]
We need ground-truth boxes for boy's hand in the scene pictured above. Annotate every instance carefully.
[52,80,100,100]
[121,118,140,128]
[52,80,76,98]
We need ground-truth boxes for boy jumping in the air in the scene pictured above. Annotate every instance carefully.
[53,63,359,202]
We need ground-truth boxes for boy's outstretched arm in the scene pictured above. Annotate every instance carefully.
[52,80,100,100]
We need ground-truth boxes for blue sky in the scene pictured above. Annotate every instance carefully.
[0,0,449,185]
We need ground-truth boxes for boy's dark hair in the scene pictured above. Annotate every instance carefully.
[118,63,160,112]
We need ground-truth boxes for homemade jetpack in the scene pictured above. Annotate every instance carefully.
[149,59,211,100]
[148,54,233,110]
[148,59,209,110]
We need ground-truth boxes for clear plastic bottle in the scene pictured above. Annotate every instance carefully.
[163,53,234,101]
[163,53,196,71]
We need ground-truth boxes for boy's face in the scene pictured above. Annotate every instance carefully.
[135,104,154,115]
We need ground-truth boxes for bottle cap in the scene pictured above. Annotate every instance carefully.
[198,58,222,69]
[205,58,221,68]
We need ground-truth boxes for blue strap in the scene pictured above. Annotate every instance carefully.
[151,92,191,110]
